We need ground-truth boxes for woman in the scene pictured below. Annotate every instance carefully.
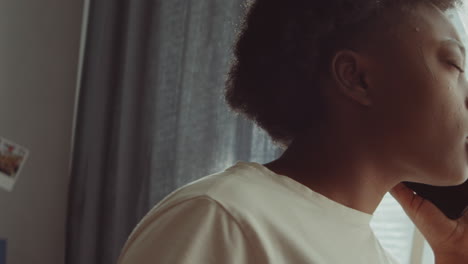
[118,0,468,263]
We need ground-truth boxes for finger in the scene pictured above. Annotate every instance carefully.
[390,183,458,244]
[389,183,428,221]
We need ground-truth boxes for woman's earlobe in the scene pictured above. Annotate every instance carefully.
[343,74,372,106]
[338,71,372,106]
[359,74,372,106]
[348,78,373,106]
[360,74,368,90]
[359,74,373,106]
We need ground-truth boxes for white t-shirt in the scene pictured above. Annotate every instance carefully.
[117,161,400,264]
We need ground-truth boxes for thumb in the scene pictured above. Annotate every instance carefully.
[389,183,458,247]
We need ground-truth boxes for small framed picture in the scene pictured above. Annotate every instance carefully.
[0,137,29,192]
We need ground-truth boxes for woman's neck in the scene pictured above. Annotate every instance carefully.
[263,129,402,215]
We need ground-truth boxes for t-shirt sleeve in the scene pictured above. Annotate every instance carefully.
[117,196,260,264]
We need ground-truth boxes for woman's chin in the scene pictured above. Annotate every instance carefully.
[435,169,468,186]
[420,165,468,187]
[454,171,468,185]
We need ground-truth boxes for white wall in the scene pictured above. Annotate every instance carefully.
[0,0,84,263]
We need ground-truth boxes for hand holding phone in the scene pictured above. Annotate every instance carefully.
[403,180,468,220]
[391,183,468,262]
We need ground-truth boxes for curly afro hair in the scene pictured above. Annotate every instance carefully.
[225,0,462,148]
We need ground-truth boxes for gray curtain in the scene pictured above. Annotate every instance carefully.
[66,1,283,264]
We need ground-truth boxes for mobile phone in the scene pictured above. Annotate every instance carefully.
[403,180,468,220]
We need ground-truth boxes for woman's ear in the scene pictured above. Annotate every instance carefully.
[331,49,373,106]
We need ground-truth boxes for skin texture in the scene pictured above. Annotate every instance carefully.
[263,2,468,259]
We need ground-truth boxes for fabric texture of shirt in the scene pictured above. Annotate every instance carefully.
[117,161,400,264]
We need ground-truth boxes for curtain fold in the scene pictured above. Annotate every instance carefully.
[66,1,283,264]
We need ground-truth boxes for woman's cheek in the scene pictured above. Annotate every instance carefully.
[435,82,465,147]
